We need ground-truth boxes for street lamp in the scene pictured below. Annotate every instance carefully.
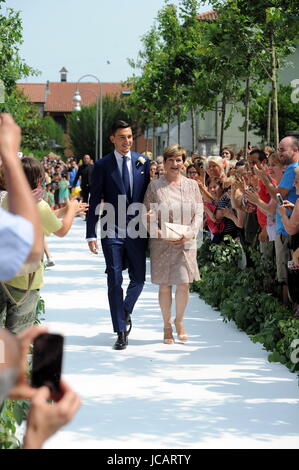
[72,74,103,159]
[73,88,99,159]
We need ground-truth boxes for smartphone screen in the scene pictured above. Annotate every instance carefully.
[31,333,64,394]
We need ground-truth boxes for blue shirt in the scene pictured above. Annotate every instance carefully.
[69,169,80,187]
[276,162,299,235]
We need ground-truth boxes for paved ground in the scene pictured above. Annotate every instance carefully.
[42,218,299,449]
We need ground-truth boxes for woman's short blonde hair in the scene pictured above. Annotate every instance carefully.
[203,155,225,173]
[163,144,187,162]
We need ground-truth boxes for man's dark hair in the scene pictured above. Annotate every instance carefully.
[111,120,131,135]
[249,149,267,162]
[236,159,246,167]
[21,157,45,190]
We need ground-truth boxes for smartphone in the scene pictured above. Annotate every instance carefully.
[31,333,64,394]
[276,193,284,206]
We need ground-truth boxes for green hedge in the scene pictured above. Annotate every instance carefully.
[191,236,299,377]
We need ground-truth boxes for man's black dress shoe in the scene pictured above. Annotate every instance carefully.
[125,312,132,335]
[113,332,128,350]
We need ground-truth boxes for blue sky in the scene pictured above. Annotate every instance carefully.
[6,0,210,83]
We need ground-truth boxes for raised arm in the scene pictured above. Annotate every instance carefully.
[0,113,43,263]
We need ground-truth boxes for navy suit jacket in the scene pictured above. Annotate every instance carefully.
[86,151,150,239]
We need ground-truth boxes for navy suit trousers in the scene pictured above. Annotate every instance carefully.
[101,236,146,332]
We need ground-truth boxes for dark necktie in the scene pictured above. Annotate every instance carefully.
[122,155,131,203]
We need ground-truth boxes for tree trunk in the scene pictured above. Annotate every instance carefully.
[215,102,218,145]
[145,127,149,152]
[191,107,196,152]
[266,96,271,145]
[219,94,226,152]
[167,119,170,146]
[270,29,279,149]
[152,121,156,157]
[243,75,250,159]
[177,112,181,145]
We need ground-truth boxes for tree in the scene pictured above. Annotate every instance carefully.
[233,0,299,148]
[1,88,47,150]
[0,0,38,93]
[42,116,65,147]
[0,1,45,152]
[68,94,130,158]
[127,13,180,152]
[248,84,299,142]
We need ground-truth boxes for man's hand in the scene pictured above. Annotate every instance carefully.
[0,113,21,164]
[9,325,48,400]
[88,240,98,254]
[23,380,81,449]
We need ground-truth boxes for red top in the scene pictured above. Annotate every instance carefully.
[257,178,276,229]
[204,201,225,234]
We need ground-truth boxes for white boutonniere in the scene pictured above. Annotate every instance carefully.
[136,156,146,168]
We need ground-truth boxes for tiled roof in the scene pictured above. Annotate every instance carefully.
[17,82,130,112]
[17,83,46,103]
[196,10,218,21]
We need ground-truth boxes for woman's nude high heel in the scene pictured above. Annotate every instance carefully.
[174,320,188,342]
[163,326,174,344]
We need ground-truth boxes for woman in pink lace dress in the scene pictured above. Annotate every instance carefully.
[144,145,203,344]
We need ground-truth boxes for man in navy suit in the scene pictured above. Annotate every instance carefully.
[86,120,150,350]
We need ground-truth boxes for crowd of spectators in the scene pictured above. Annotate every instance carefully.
[148,138,299,313]
[0,110,299,447]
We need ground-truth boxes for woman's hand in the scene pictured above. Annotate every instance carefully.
[253,164,268,182]
[68,198,89,215]
[277,200,294,217]
[222,207,235,220]
[282,200,295,210]
[244,188,260,205]
[166,236,188,246]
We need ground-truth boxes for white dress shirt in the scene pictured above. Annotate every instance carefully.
[0,207,33,281]
[86,151,134,241]
[114,150,133,197]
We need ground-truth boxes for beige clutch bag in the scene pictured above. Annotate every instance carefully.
[163,222,194,241]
